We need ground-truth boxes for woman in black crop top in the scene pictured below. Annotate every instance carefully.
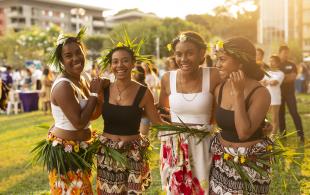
[95,41,164,194]
[209,37,273,194]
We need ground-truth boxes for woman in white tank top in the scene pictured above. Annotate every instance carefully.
[32,29,108,195]
[159,31,220,194]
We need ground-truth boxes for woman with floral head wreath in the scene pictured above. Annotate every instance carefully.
[95,33,164,194]
[210,37,272,194]
[31,28,108,194]
[159,31,221,194]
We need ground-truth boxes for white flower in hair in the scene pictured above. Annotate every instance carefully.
[179,34,187,42]
[56,33,65,45]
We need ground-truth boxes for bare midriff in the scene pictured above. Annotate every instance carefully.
[102,132,141,142]
[219,134,262,148]
[51,127,91,141]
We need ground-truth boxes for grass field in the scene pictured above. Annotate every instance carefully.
[0,94,309,195]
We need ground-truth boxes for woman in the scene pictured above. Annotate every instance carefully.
[40,67,53,114]
[210,37,272,194]
[96,41,163,194]
[262,55,284,138]
[32,29,107,194]
[159,31,220,194]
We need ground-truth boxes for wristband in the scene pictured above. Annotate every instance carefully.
[89,92,98,98]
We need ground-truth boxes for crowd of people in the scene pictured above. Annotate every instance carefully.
[0,27,306,195]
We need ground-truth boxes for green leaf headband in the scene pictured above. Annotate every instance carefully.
[48,27,87,72]
[97,29,151,71]
[213,40,255,64]
[213,39,269,77]
[167,33,207,52]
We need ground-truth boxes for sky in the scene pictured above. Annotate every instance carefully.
[63,0,256,19]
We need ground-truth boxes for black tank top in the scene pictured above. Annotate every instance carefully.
[102,85,147,135]
[215,82,265,142]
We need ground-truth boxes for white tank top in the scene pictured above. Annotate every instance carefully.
[51,78,90,131]
[169,68,213,125]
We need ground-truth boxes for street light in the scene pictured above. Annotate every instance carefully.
[70,8,86,33]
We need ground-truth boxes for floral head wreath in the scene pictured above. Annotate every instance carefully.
[48,27,86,72]
[213,40,255,64]
[167,33,207,52]
[97,30,151,71]
[213,39,269,77]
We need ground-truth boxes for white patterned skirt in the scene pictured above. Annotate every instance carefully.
[160,129,213,195]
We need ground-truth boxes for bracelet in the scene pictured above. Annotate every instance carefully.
[89,92,98,98]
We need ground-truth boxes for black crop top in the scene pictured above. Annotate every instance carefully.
[102,85,147,135]
[215,82,265,142]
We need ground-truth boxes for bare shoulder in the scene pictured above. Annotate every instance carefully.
[250,84,271,104]
[52,80,74,98]
[161,71,170,85]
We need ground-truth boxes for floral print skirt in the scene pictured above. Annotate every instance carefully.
[96,135,151,195]
[209,134,272,195]
[160,131,213,195]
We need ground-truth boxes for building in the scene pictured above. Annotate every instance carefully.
[105,9,158,29]
[257,0,307,58]
[0,0,108,34]
[303,0,310,56]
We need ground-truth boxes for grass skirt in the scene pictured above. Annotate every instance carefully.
[31,132,97,195]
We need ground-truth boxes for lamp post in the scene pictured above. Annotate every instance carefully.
[70,8,86,33]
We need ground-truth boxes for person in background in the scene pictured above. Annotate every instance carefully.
[256,48,269,70]
[206,54,213,67]
[143,61,160,103]
[133,64,151,136]
[1,66,13,88]
[40,67,53,114]
[261,55,285,138]
[278,45,304,143]
[12,68,22,89]
[164,56,178,71]
[22,68,32,90]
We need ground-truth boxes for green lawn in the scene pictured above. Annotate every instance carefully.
[0,94,309,195]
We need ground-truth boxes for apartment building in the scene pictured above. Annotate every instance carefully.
[0,0,108,34]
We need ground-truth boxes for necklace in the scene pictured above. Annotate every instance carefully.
[179,70,200,102]
[115,81,132,104]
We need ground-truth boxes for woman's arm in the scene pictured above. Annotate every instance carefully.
[90,79,110,120]
[158,72,171,122]
[231,71,271,141]
[141,88,164,126]
[52,79,101,129]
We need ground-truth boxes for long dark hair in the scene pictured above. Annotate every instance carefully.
[223,37,265,81]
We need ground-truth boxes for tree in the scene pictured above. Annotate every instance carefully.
[186,0,259,42]
[108,17,210,58]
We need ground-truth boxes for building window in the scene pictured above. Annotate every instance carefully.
[48,11,53,17]
[60,12,65,18]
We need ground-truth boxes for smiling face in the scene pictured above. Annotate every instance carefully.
[111,49,135,80]
[269,57,281,69]
[216,52,240,80]
[174,41,204,73]
[61,41,85,77]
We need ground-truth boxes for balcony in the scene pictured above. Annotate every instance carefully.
[93,20,105,27]
[8,11,23,17]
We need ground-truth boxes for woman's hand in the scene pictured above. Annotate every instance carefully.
[90,78,102,94]
[229,70,245,96]
[100,78,110,89]
[157,106,171,123]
